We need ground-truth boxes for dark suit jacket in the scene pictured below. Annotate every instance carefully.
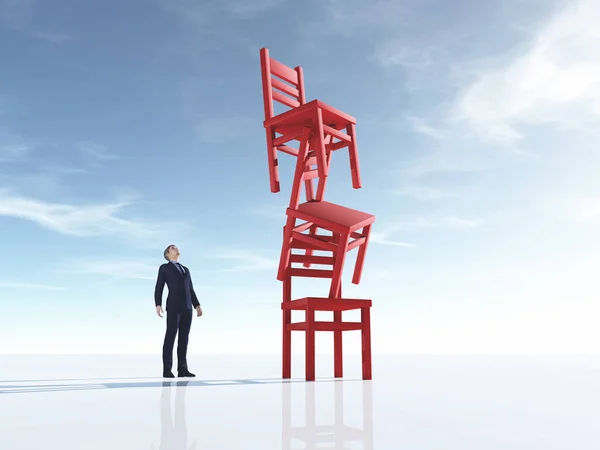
[154,262,200,312]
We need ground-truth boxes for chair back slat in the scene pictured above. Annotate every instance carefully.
[260,48,306,120]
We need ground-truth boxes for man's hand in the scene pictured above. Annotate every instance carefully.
[195,305,203,317]
[156,305,163,318]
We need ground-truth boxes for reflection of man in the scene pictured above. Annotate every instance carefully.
[155,244,203,378]
[160,381,197,450]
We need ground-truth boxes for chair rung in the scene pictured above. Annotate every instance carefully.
[273,90,300,109]
[277,145,298,156]
[271,77,299,98]
[302,169,318,180]
[326,140,349,151]
[291,231,337,251]
[290,254,334,265]
[288,268,333,278]
[282,297,372,311]
[322,124,351,142]
[287,321,363,331]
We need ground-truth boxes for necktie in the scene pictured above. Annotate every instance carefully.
[177,263,185,275]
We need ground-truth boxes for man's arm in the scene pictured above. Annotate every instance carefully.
[154,265,166,307]
[190,274,200,308]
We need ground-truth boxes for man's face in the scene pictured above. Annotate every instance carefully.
[168,245,180,259]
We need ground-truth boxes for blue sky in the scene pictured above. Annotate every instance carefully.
[1,0,599,355]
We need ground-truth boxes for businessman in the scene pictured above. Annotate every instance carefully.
[155,244,203,378]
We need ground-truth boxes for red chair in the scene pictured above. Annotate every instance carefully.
[260,48,362,194]
[281,290,372,381]
[279,126,375,299]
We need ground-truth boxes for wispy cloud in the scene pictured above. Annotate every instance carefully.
[0,129,33,163]
[406,116,444,140]
[209,249,278,272]
[0,0,70,43]
[77,141,121,163]
[0,281,67,291]
[376,44,433,69]
[390,185,454,201]
[164,0,285,21]
[381,217,482,236]
[0,188,190,243]
[572,197,600,224]
[307,0,408,36]
[453,0,600,143]
[249,204,286,220]
[62,258,158,280]
[195,115,254,143]
[369,231,416,247]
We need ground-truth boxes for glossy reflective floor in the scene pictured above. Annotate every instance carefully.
[1,355,599,449]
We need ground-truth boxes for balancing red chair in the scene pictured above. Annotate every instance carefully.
[260,47,362,194]
[279,127,375,382]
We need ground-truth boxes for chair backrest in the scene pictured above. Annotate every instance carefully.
[260,48,306,121]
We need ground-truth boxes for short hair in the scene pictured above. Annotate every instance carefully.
[164,244,174,261]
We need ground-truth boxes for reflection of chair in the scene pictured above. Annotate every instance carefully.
[159,381,197,450]
[281,380,373,450]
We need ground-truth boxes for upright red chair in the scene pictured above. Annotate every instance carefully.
[259,49,375,382]
[260,48,362,194]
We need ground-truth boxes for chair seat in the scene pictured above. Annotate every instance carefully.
[288,201,375,233]
[263,99,356,129]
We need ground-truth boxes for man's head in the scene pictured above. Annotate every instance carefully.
[164,244,180,262]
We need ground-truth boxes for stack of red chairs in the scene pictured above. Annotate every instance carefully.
[260,48,374,381]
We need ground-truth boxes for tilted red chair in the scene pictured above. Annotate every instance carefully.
[279,126,375,299]
[260,48,362,194]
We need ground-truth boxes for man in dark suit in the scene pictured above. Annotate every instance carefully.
[155,244,203,378]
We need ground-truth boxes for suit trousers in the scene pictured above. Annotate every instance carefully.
[162,309,193,371]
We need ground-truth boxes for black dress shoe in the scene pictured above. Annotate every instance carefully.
[163,370,175,378]
[178,370,195,377]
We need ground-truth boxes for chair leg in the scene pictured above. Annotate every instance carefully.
[266,126,280,193]
[282,277,292,379]
[315,108,328,179]
[329,232,350,298]
[361,306,372,380]
[346,122,361,189]
[306,306,316,381]
[288,127,312,210]
[334,311,343,377]
[352,224,371,285]
[277,215,296,281]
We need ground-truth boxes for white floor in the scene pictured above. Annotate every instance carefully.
[0,355,599,449]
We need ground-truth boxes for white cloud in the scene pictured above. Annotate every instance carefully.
[77,141,121,162]
[0,188,189,242]
[369,231,416,247]
[0,129,33,163]
[0,281,67,290]
[573,197,600,224]
[453,0,600,143]
[249,205,286,220]
[389,217,482,232]
[209,249,278,272]
[165,0,285,21]
[376,44,433,69]
[390,185,453,201]
[406,116,444,140]
[63,258,159,280]
[0,0,70,43]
